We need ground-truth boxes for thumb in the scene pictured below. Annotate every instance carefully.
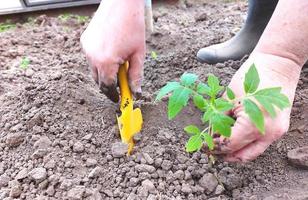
[128,53,144,99]
[224,139,271,162]
[214,105,261,154]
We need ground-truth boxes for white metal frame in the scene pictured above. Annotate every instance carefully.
[0,0,100,15]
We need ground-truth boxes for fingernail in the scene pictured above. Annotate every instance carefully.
[130,82,142,100]
[134,88,142,100]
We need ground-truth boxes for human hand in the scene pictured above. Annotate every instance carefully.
[214,53,302,162]
[80,0,145,102]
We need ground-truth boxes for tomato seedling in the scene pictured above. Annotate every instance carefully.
[0,21,16,33]
[155,64,290,153]
[20,57,30,70]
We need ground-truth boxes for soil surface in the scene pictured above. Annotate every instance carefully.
[1,0,308,200]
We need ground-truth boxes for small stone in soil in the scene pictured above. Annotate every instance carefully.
[137,186,148,197]
[287,146,308,169]
[0,174,10,187]
[34,136,52,149]
[88,166,103,178]
[15,168,28,180]
[142,179,156,193]
[147,194,157,200]
[85,158,97,167]
[127,193,139,200]
[215,185,225,195]
[9,181,22,198]
[6,133,24,147]
[135,164,156,174]
[218,167,242,190]
[73,141,84,153]
[67,186,85,200]
[111,142,128,158]
[181,184,192,194]
[199,173,218,194]
[128,177,139,187]
[28,167,47,183]
[174,170,185,180]
[143,153,154,165]
[195,13,208,22]
[161,160,172,171]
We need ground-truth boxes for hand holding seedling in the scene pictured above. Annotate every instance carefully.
[214,55,301,162]
[80,0,145,102]
[156,54,297,162]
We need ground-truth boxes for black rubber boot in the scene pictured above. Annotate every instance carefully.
[197,0,279,64]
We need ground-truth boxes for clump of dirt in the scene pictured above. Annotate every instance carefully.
[0,1,308,200]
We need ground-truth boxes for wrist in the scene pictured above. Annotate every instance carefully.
[250,52,302,85]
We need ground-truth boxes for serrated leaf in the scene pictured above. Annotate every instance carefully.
[254,95,276,118]
[203,133,214,150]
[184,125,201,136]
[254,87,290,113]
[244,64,260,94]
[202,107,214,123]
[180,73,198,87]
[243,99,265,134]
[197,83,211,95]
[226,87,235,100]
[214,98,234,112]
[211,113,235,137]
[168,88,192,119]
[207,74,223,98]
[193,94,206,111]
[208,74,220,88]
[186,135,203,153]
[155,82,181,101]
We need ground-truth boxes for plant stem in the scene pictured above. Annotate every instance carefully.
[201,127,209,134]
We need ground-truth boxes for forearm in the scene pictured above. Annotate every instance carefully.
[254,0,308,69]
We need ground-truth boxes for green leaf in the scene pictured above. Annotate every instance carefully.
[184,125,201,136]
[186,135,203,153]
[168,88,192,119]
[155,82,181,101]
[243,99,265,134]
[193,94,206,111]
[253,87,290,117]
[211,113,235,137]
[208,74,220,88]
[197,83,211,95]
[207,74,223,98]
[20,57,30,70]
[226,87,235,100]
[203,133,214,150]
[214,98,234,112]
[180,73,198,87]
[255,96,276,117]
[202,106,214,123]
[244,63,260,94]
[151,51,158,60]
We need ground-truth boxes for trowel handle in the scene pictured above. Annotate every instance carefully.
[118,62,133,110]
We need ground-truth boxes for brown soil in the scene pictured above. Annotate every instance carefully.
[0,1,308,200]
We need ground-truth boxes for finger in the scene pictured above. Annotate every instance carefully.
[213,105,261,154]
[98,63,120,103]
[99,81,119,103]
[128,53,144,99]
[224,138,272,162]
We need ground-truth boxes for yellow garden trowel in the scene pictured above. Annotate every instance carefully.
[116,61,143,155]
